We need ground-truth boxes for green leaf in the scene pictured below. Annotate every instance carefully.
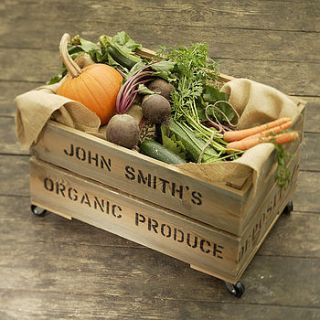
[150,60,175,73]
[166,119,218,163]
[47,74,63,85]
[137,84,155,95]
[203,85,228,103]
[161,126,187,159]
[150,60,176,81]
[112,31,142,52]
[79,38,99,52]
[69,35,100,53]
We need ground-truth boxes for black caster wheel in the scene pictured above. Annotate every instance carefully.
[282,201,293,215]
[31,205,47,217]
[225,281,245,298]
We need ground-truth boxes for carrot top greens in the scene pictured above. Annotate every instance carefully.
[158,44,240,162]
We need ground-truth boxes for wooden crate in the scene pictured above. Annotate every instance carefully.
[29,64,305,283]
[30,140,299,283]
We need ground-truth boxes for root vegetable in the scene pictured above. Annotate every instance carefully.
[142,94,171,124]
[223,117,291,142]
[242,120,293,141]
[126,104,143,125]
[106,114,140,149]
[148,79,174,101]
[227,131,299,151]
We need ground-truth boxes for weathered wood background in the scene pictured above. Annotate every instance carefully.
[1,1,320,319]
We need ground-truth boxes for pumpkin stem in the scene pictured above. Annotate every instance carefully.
[59,33,82,78]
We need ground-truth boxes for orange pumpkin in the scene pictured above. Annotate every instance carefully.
[56,34,123,125]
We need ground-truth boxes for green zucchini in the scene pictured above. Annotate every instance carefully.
[107,45,140,69]
[166,119,218,163]
[140,139,186,164]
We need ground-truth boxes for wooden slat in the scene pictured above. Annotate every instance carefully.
[258,212,320,258]
[0,155,29,196]
[1,289,319,320]
[0,47,319,96]
[304,100,320,133]
[30,158,242,282]
[1,196,319,259]
[0,0,319,316]
[1,18,319,63]
[301,133,320,171]
[3,0,320,33]
[32,121,251,235]
[220,59,320,97]
[0,118,28,155]
[1,153,319,213]
[29,155,301,283]
[0,48,59,83]
[0,81,42,116]
[27,155,300,284]
[0,241,319,307]
[0,196,140,248]
[294,171,320,212]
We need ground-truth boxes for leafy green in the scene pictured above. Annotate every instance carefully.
[137,84,155,95]
[48,32,144,84]
[70,35,100,53]
[274,144,291,188]
[111,31,142,51]
[99,32,142,70]
[149,60,176,81]
[161,125,187,160]
[163,119,220,163]
[160,43,228,156]
[48,72,66,85]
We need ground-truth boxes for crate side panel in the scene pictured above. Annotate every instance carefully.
[32,122,245,235]
[239,146,301,234]
[239,109,304,228]
[30,158,240,281]
[236,159,300,271]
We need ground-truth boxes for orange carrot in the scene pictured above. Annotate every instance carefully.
[227,131,299,151]
[223,117,291,142]
[242,120,293,141]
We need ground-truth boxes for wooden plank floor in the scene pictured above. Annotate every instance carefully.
[1,1,320,319]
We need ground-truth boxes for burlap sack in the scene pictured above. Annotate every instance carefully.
[15,78,302,193]
[15,82,101,148]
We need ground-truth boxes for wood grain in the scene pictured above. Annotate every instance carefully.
[1,152,319,212]
[0,241,319,307]
[0,118,28,155]
[1,290,319,320]
[1,196,318,258]
[0,81,42,116]
[3,0,320,33]
[1,18,319,63]
[31,121,252,235]
[0,155,29,196]
[0,0,319,317]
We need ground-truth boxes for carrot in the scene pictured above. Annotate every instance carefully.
[242,120,293,141]
[223,117,291,142]
[227,131,299,151]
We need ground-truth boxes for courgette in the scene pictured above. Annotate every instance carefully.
[107,45,141,69]
[140,139,186,164]
[166,119,219,163]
